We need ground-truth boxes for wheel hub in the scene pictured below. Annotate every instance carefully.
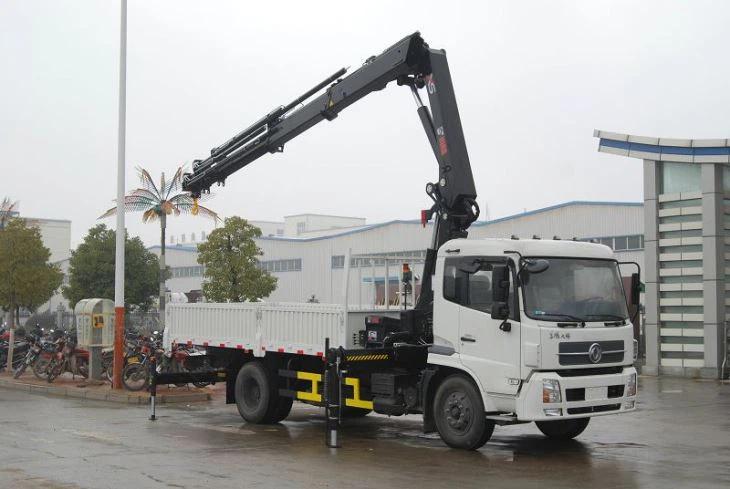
[444,392,471,431]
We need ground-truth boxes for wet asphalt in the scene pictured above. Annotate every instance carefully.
[0,376,728,489]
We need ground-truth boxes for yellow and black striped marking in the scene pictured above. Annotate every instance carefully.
[345,353,390,362]
[296,371,322,403]
[281,370,372,410]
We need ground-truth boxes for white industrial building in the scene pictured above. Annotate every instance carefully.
[153,201,644,307]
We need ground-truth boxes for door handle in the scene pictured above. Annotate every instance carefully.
[460,336,476,343]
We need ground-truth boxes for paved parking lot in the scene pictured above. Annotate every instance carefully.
[1,375,729,489]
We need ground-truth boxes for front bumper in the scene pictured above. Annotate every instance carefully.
[515,366,637,421]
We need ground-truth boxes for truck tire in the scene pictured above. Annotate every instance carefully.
[433,375,494,450]
[535,418,590,440]
[234,361,289,424]
[269,397,294,423]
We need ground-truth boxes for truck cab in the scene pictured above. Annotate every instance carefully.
[430,238,637,425]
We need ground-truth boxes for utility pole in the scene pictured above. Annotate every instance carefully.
[112,0,127,389]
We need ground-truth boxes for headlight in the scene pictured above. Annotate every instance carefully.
[633,339,639,361]
[626,373,637,397]
[542,379,561,403]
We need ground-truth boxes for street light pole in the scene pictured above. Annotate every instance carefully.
[112,0,127,389]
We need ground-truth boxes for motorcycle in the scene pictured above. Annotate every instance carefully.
[32,334,59,380]
[121,335,160,391]
[45,333,89,383]
[12,334,43,379]
[0,336,30,373]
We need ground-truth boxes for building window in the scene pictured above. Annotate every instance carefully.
[170,235,175,244]
[582,235,644,252]
[201,231,206,241]
[191,232,196,242]
[258,258,302,272]
[724,166,730,192]
[297,222,306,234]
[331,255,345,269]
[627,235,641,250]
[170,266,205,278]
[614,236,628,251]
[277,229,284,236]
[661,162,701,194]
[181,234,186,243]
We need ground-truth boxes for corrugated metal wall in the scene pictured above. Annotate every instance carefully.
[160,203,645,304]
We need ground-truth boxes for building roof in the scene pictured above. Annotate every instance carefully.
[283,213,366,220]
[594,129,730,163]
[149,200,641,250]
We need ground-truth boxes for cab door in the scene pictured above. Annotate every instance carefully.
[444,257,521,396]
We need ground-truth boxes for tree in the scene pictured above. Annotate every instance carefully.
[0,197,19,230]
[0,219,63,367]
[63,224,159,311]
[197,217,277,302]
[100,166,218,325]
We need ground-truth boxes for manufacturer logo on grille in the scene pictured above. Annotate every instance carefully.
[588,343,603,363]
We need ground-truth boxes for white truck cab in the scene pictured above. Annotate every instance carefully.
[430,238,637,422]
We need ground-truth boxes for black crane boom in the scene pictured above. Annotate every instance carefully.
[182,32,479,340]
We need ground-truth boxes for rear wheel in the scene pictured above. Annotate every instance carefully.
[234,362,287,424]
[535,418,590,440]
[433,375,494,450]
[268,397,294,423]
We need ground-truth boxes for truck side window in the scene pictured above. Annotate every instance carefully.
[444,258,500,314]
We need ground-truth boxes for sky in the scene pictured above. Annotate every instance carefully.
[2,0,730,248]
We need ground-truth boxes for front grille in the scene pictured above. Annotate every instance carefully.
[556,366,623,377]
[558,340,624,366]
[567,403,621,415]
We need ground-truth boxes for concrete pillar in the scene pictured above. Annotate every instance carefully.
[701,163,725,378]
[642,159,660,375]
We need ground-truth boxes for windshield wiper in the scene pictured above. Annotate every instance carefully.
[583,314,627,322]
[536,313,586,323]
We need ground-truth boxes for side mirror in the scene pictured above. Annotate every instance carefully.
[491,264,510,320]
[524,258,550,274]
[630,273,641,305]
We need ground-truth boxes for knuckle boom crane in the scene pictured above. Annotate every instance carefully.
[166,32,639,450]
[183,32,479,342]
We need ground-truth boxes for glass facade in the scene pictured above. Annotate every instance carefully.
[661,162,701,194]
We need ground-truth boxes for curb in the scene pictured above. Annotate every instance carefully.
[0,377,211,404]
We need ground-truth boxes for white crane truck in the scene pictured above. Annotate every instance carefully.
[163,32,639,450]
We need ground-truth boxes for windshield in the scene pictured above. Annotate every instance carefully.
[522,258,629,322]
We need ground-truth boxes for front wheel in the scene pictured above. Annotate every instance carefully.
[13,361,29,379]
[122,363,149,391]
[433,375,494,450]
[535,418,590,440]
[33,358,50,380]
